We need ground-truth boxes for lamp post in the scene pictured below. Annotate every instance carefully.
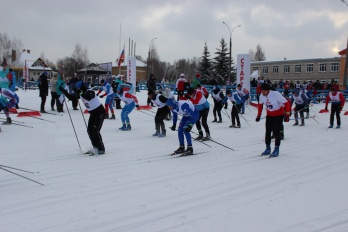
[223,22,241,82]
[147,38,157,79]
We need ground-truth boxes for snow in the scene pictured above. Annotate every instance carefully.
[1,89,348,232]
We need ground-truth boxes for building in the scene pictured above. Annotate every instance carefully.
[251,57,341,84]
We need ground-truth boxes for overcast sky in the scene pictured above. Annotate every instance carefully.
[2,0,348,65]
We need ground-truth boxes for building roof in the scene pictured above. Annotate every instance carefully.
[338,48,346,56]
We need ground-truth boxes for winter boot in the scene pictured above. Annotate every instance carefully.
[270,146,280,158]
[119,124,126,130]
[184,145,193,155]
[328,124,333,128]
[202,133,211,141]
[158,130,166,137]
[293,121,299,126]
[217,118,222,123]
[110,114,116,119]
[174,145,185,154]
[229,124,236,128]
[300,119,305,126]
[212,118,217,122]
[104,114,109,119]
[235,124,241,128]
[336,125,341,129]
[195,134,204,141]
[3,117,12,125]
[153,131,160,136]
[261,145,271,156]
[40,109,47,113]
[125,124,131,131]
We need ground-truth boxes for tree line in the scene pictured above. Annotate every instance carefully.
[0,32,265,83]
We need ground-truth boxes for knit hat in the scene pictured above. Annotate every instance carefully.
[180,73,185,77]
[196,73,201,78]
[213,87,220,95]
[226,89,232,95]
[261,83,270,90]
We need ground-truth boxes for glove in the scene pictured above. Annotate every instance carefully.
[170,125,176,131]
[15,104,19,109]
[184,123,193,132]
[284,116,290,122]
[99,95,104,98]
[96,93,99,97]
[255,116,261,122]
[136,104,139,108]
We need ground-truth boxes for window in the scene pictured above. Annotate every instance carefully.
[295,64,301,73]
[319,63,327,72]
[272,66,279,74]
[262,66,268,74]
[306,64,313,73]
[252,67,259,71]
[331,62,339,72]
[284,65,290,73]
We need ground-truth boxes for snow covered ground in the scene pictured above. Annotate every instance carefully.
[1,89,348,232]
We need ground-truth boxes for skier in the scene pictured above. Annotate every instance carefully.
[38,71,49,113]
[97,79,115,119]
[0,87,20,124]
[117,85,139,131]
[325,87,345,128]
[59,81,106,155]
[148,90,170,137]
[223,89,243,128]
[167,98,199,155]
[255,83,291,157]
[211,87,224,123]
[186,87,211,141]
[175,73,187,100]
[290,89,308,126]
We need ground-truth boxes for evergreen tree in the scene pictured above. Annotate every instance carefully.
[212,38,229,85]
[198,42,213,84]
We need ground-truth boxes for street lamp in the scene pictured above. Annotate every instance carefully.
[223,22,241,82]
[147,37,157,79]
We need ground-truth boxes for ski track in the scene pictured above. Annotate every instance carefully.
[1,90,348,231]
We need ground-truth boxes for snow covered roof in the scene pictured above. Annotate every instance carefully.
[12,51,52,71]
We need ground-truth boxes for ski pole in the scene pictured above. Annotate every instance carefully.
[77,101,88,129]
[64,97,82,151]
[228,106,252,128]
[308,114,320,124]
[0,117,24,124]
[0,119,33,128]
[0,164,38,174]
[191,129,235,151]
[183,130,212,148]
[27,115,55,123]
[224,108,231,119]
[0,167,44,186]
[19,107,63,116]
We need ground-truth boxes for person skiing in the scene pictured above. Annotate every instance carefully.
[211,87,224,123]
[97,79,115,119]
[148,90,170,137]
[290,89,308,126]
[186,87,211,141]
[167,98,199,155]
[223,89,243,128]
[0,87,20,124]
[255,83,291,158]
[117,85,139,131]
[59,81,106,155]
[325,87,345,128]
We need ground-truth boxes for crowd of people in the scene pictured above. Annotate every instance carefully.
[0,66,346,157]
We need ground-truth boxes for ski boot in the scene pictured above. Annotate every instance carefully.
[229,124,236,128]
[173,145,185,155]
[194,134,204,141]
[328,124,333,128]
[261,145,271,156]
[183,145,193,156]
[119,124,126,130]
[217,118,222,123]
[110,114,116,119]
[235,124,241,128]
[202,134,211,141]
[212,118,217,122]
[270,146,279,158]
[124,124,131,131]
[300,121,305,126]
[336,125,341,129]
[293,121,298,126]
[153,131,160,136]
[3,117,12,125]
[158,130,166,137]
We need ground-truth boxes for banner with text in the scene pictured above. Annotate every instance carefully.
[237,54,251,93]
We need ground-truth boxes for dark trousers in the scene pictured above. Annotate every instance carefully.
[330,104,341,125]
[87,111,105,152]
[71,94,78,109]
[40,96,47,111]
[115,97,122,109]
[51,92,57,109]
[196,108,210,136]
[56,95,64,112]
[231,104,242,125]
[213,102,223,120]
[265,115,284,147]
[294,104,305,123]
[155,106,170,134]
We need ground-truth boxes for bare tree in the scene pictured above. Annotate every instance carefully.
[254,44,266,61]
